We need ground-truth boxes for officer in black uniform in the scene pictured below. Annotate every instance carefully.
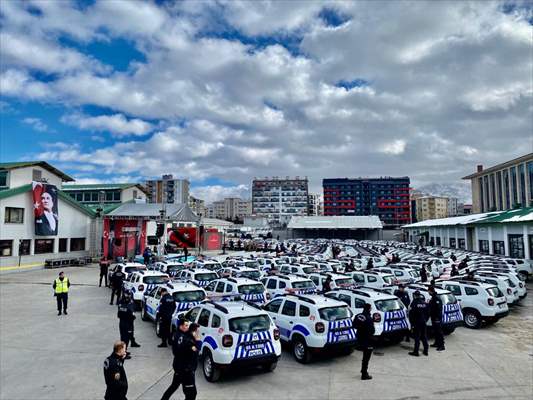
[408,290,429,356]
[158,288,176,348]
[428,286,445,351]
[354,303,375,380]
[394,285,411,342]
[117,292,139,359]
[110,268,125,305]
[161,320,200,400]
[103,341,128,400]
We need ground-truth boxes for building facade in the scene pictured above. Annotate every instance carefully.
[145,175,190,204]
[188,195,206,217]
[415,196,449,222]
[308,193,322,216]
[252,177,309,226]
[62,183,147,208]
[463,153,533,214]
[447,197,459,217]
[206,198,251,221]
[322,177,410,228]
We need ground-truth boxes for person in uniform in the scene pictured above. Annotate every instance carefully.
[408,290,429,356]
[110,269,125,305]
[103,341,128,400]
[52,271,70,316]
[117,292,140,359]
[100,258,110,287]
[428,286,445,351]
[158,288,176,348]
[354,303,375,380]
[393,285,411,342]
[161,320,200,400]
[323,276,333,293]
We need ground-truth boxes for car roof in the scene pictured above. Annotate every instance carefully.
[332,287,395,300]
[281,294,346,308]
[165,282,205,292]
[202,301,266,317]
[220,277,262,285]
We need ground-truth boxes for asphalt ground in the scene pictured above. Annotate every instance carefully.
[0,265,531,400]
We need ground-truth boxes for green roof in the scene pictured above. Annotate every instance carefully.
[0,161,75,182]
[476,207,533,224]
[0,184,32,200]
[62,183,148,194]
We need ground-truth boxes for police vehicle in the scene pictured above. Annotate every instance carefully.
[217,266,263,281]
[173,301,282,382]
[372,265,420,284]
[349,271,396,289]
[122,270,170,308]
[308,272,355,291]
[141,282,207,335]
[107,262,146,282]
[434,280,508,329]
[175,268,219,288]
[473,271,526,299]
[261,274,317,298]
[192,259,224,271]
[278,263,319,276]
[205,278,269,304]
[325,288,410,342]
[450,274,519,305]
[262,294,356,363]
[153,261,185,277]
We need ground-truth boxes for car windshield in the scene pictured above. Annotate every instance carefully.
[174,290,205,302]
[245,261,259,268]
[303,267,316,274]
[439,293,457,304]
[382,275,395,284]
[229,315,271,333]
[238,284,264,294]
[239,271,261,280]
[335,278,353,286]
[167,265,183,272]
[195,273,218,281]
[125,267,139,273]
[375,298,403,312]
[486,287,503,298]
[319,306,351,321]
[505,278,515,287]
[292,280,314,289]
[143,276,169,284]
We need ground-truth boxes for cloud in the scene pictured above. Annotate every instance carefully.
[191,184,250,204]
[22,117,49,132]
[380,139,406,155]
[61,113,154,137]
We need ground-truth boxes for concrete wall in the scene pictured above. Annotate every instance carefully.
[8,166,64,189]
[122,187,147,203]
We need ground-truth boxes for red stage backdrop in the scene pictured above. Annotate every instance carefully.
[103,218,147,259]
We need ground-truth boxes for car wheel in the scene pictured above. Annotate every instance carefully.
[292,337,311,364]
[155,316,162,338]
[141,303,149,321]
[202,350,221,382]
[262,361,277,372]
[463,310,481,329]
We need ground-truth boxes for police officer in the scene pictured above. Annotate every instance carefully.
[394,285,411,342]
[52,271,70,316]
[428,286,445,351]
[117,292,139,359]
[323,276,333,293]
[354,303,375,380]
[110,268,125,305]
[103,341,128,400]
[408,290,429,356]
[158,288,176,348]
[161,320,200,400]
[99,258,110,287]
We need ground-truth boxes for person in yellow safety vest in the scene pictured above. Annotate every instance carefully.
[52,271,71,316]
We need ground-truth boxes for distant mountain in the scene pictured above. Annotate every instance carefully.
[416,183,472,204]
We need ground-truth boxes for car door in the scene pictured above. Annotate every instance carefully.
[444,284,463,305]
[263,298,283,334]
[145,287,161,320]
[352,297,366,316]
[277,299,297,341]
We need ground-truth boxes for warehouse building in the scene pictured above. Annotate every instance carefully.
[288,216,383,240]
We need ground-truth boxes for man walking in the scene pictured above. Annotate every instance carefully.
[117,292,140,359]
[110,268,125,305]
[161,320,200,400]
[354,303,375,380]
[103,341,128,400]
[53,271,70,316]
[428,286,445,351]
[408,290,429,356]
[158,288,176,348]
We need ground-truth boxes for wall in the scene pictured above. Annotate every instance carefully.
[0,190,92,267]
[122,187,147,202]
[8,166,64,189]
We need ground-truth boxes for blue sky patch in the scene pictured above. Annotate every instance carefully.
[319,8,351,27]
[335,79,370,90]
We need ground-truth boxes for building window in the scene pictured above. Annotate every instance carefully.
[0,170,8,189]
[483,175,489,211]
[133,190,138,199]
[0,240,13,257]
[75,193,83,201]
[70,238,86,251]
[478,177,484,212]
[496,171,503,210]
[450,238,456,248]
[528,161,533,204]
[479,240,489,254]
[518,164,526,207]
[113,192,121,201]
[19,239,31,256]
[503,169,510,209]
[83,192,91,202]
[35,239,54,254]
[59,238,68,252]
[510,166,518,207]
[490,174,496,210]
[508,234,524,258]
[4,207,24,223]
[493,241,505,255]
[91,192,99,202]
[436,237,441,246]
[458,238,465,249]
[32,169,42,181]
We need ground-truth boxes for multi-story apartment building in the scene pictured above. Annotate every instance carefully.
[308,193,322,216]
[252,177,309,225]
[447,197,459,217]
[322,177,410,228]
[415,196,449,222]
[145,175,190,204]
[463,153,533,213]
[206,198,251,221]
[188,195,205,217]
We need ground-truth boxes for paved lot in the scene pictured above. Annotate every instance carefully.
[1,265,532,400]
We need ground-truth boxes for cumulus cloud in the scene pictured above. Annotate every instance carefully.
[61,113,154,137]
[191,184,250,204]
[22,117,49,132]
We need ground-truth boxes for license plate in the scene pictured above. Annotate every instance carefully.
[498,303,506,308]
[247,349,263,356]
[337,334,349,341]
[245,343,265,351]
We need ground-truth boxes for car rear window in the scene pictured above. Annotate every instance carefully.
[143,276,169,284]
[245,261,259,268]
[239,271,261,280]
[375,298,403,312]
[382,275,395,284]
[238,284,264,294]
[195,272,218,281]
[125,267,138,273]
[319,306,351,321]
[292,280,314,289]
[335,278,353,287]
[173,290,205,302]
[486,287,503,298]
[229,315,271,333]
[439,293,457,305]
[303,267,315,274]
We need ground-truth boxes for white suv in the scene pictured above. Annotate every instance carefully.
[218,266,263,281]
[278,264,319,276]
[372,266,419,284]
[108,262,146,282]
[308,272,355,292]
[141,282,207,335]
[172,301,282,382]
[262,294,356,363]
[261,274,317,298]
[205,278,268,304]
[349,271,396,289]
[175,268,219,288]
[122,270,170,308]
[325,288,410,342]
[153,260,185,277]
[434,280,508,329]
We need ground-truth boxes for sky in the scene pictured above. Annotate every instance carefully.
[1,0,532,203]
